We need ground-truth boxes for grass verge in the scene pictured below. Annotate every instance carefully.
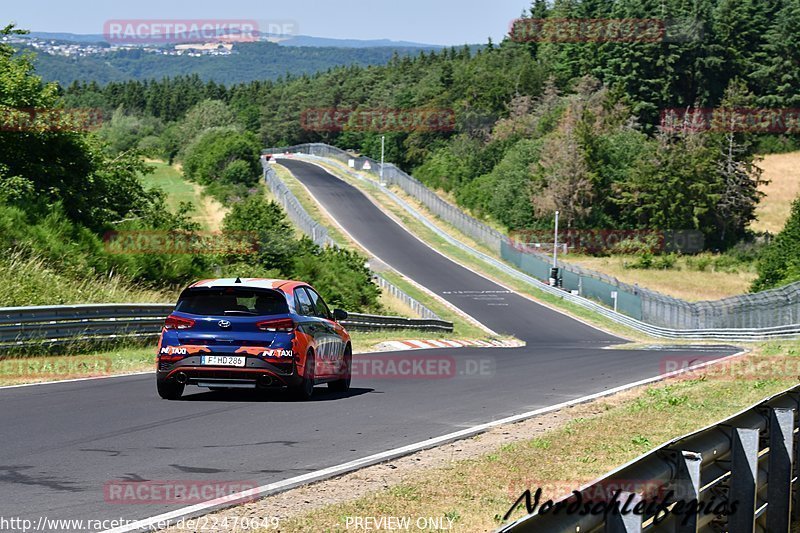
[303,158,651,343]
[271,161,506,342]
[185,342,799,533]
[565,253,757,301]
[0,251,173,307]
[140,160,227,230]
[0,344,156,386]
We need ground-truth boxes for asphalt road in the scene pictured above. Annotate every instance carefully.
[0,158,737,530]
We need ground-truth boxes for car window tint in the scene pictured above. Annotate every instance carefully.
[306,288,331,319]
[294,288,315,316]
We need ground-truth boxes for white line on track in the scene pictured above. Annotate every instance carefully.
[0,371,153,390]
[103,350,746,533]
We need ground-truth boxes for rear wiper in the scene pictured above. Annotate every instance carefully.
[223,310,257,316]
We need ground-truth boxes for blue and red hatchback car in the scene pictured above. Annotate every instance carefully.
[156,278,352,400]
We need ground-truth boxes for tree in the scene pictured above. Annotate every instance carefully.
[179,99,238,145]
[708,80,766,247]
[751,195,800,291]
[182,128,261,187]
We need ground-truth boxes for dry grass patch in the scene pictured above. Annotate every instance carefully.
[565,254,756,301]
[753,151,800,234]
[175,343,799,533]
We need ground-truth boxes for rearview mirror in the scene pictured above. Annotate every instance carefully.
[333,309,348,322]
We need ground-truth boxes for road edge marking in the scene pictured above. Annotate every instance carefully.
[102,349,747,533]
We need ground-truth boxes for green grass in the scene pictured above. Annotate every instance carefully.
[0,344,155,386]
[140,161,202,213]
[0,251,173,307]
[246,342,800,532]
[308,159,650,342]
[271,164,351,245]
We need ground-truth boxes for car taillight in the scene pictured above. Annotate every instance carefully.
[256,318,295,332]
[164,315,195,330]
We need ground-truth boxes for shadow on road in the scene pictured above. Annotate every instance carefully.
[179,387,374,403]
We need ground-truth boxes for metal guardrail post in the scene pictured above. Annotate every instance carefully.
[675,450,702,532]
[767,408,794,532]
[606,492,643,532]
[729,428,759,533]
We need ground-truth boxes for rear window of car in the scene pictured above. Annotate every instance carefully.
[176,288,289,316]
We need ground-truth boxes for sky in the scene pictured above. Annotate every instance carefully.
[5,0,532,46]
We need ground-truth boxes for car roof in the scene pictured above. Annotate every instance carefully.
[188,278,308,292]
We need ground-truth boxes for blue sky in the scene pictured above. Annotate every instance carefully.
[5,0,532,46]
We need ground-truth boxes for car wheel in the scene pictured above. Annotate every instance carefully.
[157,379,184,400]
[328,345,352,392]
[292,350,315,401]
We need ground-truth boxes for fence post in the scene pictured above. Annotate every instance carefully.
[766,408,795,532]
[729,427,759,533]
[605,492,642,533]
[674,450,702,532]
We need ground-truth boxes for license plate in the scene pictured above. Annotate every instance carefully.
[201,355,246,367]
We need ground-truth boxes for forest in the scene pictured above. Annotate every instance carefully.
[15,0,800,293]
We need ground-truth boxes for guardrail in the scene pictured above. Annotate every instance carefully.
[268,150,800,342]
[266,144,800,335]
[263,160,444,322]
[500,383,800,532]
[0,304,453,351]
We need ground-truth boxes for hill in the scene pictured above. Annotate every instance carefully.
[27,41,438,85]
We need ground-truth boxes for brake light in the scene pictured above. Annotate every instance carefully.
[164,315,195,330]
[256,318,295,332]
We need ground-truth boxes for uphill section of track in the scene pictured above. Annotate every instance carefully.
[278,158,617,346]
[0,158,739,529]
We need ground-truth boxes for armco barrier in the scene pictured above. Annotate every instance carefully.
[0,304,453,351]
[263,160,443,321]
[265,144,800,337]
[500,383,800,532]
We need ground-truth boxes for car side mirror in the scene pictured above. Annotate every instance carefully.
[333,309,348,322]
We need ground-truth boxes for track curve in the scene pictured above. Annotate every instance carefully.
[0,158,738,529]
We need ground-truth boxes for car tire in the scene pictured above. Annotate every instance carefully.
[328,345,352,392]
[292,350,315,401]
[157,379,184,400]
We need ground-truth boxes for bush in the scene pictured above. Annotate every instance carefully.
[291,245,382,313]
[751,196,800,292]
[221,195,382,312]
[182,128,260,186]
[221,159,255,185]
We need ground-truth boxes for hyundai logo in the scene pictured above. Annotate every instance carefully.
[218,320,232,329]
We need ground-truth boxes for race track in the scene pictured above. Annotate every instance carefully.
[0,158,737,530]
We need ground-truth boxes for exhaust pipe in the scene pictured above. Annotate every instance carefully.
[256,375,273,388]
[175,372,189,385]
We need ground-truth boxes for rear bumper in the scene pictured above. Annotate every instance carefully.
[157,356,301,389]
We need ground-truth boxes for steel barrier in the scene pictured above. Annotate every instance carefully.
[263,159,443,321]
[265,147,800,341]
[0,304,453,351]
[500,383,800,532]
